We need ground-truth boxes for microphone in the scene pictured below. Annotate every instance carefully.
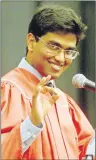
[72,74,96,92]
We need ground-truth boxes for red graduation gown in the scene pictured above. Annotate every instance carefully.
[1,68,94,159]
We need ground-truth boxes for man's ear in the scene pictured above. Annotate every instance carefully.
[27,33,36,52]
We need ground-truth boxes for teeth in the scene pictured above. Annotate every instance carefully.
[52,63,57,66]
[50,63,61,70]
[50,62,59,66]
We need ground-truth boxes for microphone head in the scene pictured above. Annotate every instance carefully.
[72,74,87,88]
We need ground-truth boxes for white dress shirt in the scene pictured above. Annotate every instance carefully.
[18,57,44,153]
[86,136,95,159]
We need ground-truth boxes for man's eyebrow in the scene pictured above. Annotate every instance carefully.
[65,47,77,51]
[47,41,62,47]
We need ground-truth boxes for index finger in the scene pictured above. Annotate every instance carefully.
[39,75,51,86]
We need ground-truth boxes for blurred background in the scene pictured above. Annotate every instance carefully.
[1,1,95,127]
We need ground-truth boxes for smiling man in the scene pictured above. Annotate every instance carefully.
[26,32,76,79]
[1,4,95,160]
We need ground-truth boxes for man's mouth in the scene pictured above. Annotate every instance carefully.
[48,61,63,71]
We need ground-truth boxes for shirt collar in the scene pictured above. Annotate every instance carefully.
[18,57,42,80]
[18,57,54,85]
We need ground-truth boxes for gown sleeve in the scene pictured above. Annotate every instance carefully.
[1,81,26,159]
[66,94,95,159]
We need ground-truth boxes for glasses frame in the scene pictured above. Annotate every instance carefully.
[36,36,79,60]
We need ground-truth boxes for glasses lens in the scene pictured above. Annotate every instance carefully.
[47,44,61,54]
[65,50,79,59]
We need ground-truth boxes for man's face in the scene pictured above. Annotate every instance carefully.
[28,32,77,80]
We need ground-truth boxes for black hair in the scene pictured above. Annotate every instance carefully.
[28,4,87,42]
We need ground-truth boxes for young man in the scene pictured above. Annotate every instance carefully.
[1,4,95,160]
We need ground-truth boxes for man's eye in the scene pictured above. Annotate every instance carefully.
[66,50,72,55]
[66,50,77,55]
[48,44,60,50]
[66,50,79,57]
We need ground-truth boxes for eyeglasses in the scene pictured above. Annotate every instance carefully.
[36,36,79,60]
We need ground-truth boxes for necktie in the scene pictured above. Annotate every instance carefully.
[46,81,55,88]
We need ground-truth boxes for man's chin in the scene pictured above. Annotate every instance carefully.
[50,68,69,79]
[43,68,65,79]
[49,72,63,80]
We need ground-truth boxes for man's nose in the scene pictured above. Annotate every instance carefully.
[54,51,65,63]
